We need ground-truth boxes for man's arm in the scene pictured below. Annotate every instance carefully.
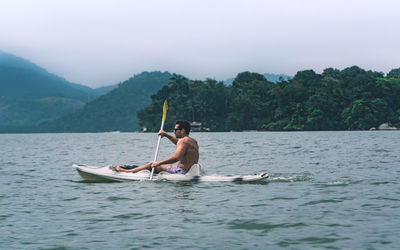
[152,139,186,166]
[158,130,179,145]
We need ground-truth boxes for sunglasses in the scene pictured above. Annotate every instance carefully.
[174,128,182,132]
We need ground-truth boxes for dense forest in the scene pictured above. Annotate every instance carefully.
[138,66,400,131]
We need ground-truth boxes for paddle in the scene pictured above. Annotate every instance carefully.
[150,100,168,180]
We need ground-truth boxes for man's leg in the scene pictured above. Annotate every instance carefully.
[113,162,152,173]
[156,164,177,173]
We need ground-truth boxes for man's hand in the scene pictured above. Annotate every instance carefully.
[151,161,161,168]
[112,166,124,172]
[158,130,167,138]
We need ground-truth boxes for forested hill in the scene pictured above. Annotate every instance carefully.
[41,71,172,132]
[0,52,118,131]
[0,52,118,98]
[138,67,400,131]
[2,51,399,133]
[0,51,95,98]
[0,52,88,128]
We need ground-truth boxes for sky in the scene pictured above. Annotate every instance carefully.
[1,0,400,88]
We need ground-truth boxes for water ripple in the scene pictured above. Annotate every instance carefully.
[301,198,349,206]
[227,219,308,232]
[269,173,314,182]
[1,132,399,249]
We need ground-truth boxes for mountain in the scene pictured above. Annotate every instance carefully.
[0,51,48,74]
[92,84,119,97]
[224,73,291,85]
[41,71,172,132]
[0,52,117,131]
[0,51,117,97]
[263,73,292,82]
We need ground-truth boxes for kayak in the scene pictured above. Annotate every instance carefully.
[73,164,268,182]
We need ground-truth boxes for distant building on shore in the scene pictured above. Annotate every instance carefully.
[378,123,398,130]
[190,121,210,132]
[191,122,202,132]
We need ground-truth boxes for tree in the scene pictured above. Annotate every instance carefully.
[387,67,400,78]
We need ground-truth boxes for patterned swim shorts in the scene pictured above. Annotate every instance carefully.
[165,166,187,174]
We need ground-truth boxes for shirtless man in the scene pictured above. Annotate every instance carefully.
[113,120,199,174]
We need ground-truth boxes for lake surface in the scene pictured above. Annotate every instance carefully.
[1,131,399,249]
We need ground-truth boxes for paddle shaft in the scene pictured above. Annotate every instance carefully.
[149,100,168,180]
[150,118,165,180]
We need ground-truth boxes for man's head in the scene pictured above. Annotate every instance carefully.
[174,120,191,137]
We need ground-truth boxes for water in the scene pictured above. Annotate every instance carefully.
[1,131,399,249]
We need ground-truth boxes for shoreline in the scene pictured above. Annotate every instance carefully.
[1,129,399,135]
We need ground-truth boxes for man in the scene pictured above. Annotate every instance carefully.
[113,120,199,174]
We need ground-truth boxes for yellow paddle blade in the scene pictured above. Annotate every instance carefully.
[162,100,168,121]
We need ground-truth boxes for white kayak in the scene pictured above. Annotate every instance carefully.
[73,164,268,182]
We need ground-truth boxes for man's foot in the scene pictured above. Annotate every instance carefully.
[112,166,123,172]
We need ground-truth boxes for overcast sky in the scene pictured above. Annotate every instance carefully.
[1,0,400,87]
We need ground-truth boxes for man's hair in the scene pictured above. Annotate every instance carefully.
[176,120,191,135]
